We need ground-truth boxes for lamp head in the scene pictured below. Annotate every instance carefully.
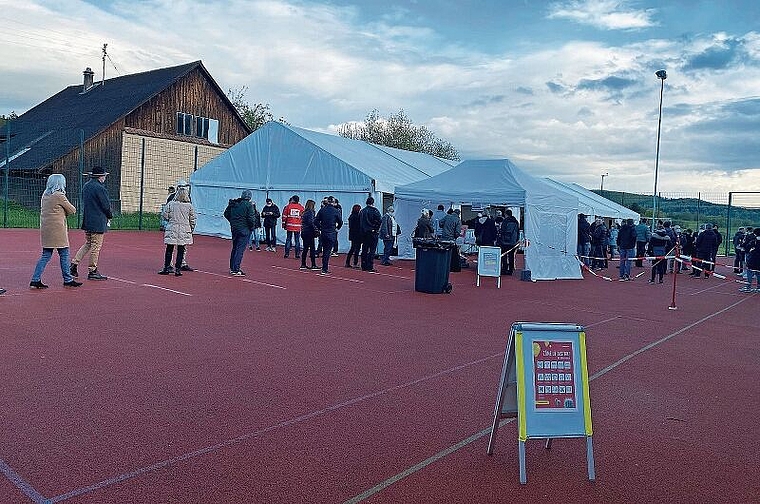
[655,69,667,80]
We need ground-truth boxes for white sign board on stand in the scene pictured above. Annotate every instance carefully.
[477,246,502,288]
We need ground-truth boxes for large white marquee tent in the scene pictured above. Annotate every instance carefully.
[542,178,640,221]
[393,159,582,280]
[190,121,455,249]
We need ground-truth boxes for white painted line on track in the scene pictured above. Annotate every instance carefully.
[271,265,364,283]
[342,298,752,503]
[195,269,287,289]
[141,284,193,296]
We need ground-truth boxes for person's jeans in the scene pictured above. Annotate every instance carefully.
[577,241,591,266]
[747,269,759,289]
[230,230,251,272]
[73,231,105,272]
[264,226,277,248]
[635,242,646,267]
[248,229,260,249]
[32,247,73,282]
[361,232,379,271]
[381,238,394,265]
[619,247,634,278]
[285,231,301,257]
[320,233,336,272]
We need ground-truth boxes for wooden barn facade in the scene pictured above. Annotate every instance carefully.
[1,61,251,212]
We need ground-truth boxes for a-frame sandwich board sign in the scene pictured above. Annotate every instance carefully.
[486,322,595,484]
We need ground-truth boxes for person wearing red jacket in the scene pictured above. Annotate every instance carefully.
[282,195,305,259]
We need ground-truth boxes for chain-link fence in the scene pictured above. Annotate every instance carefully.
[1,119,225,230]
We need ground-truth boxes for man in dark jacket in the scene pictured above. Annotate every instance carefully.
[224,190,256,276]
[497,209,519,275]
[733,227,746,274]
[70,166,113,280]
[692,224,718,277]
[314,196,343,274]
[359,196,382,272]
[261,198,281,252]
[577,214,591,266]
[616,218,637,281]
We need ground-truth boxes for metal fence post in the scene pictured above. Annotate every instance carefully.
[78,129,84,228]
[725,192,732,257]
[138,137,146,230]
[3,120,9,228]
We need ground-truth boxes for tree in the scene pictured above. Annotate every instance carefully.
[337,109,460,161]
[0,111,18,130]
[227,86,277,132]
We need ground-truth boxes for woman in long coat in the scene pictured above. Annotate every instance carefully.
[30,174,81,288]
[159,186,196,276]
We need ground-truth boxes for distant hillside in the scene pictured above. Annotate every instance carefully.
[593,189,760,230]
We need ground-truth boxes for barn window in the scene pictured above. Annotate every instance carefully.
[194,116,219,144]
[176,112,193,135]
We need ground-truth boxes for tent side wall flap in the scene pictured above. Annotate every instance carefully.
[394,159,582,280]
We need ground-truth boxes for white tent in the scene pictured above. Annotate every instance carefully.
[190,121,454,248]
[394,159,582,280]
[543,178,640,221]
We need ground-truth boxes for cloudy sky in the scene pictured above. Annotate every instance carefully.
[2,0,759,195]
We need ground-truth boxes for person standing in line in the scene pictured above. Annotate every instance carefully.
[432,204,446,238]
[648,223,671,284]
[345,204,363,268]
[158,186,196,276]
[314,196,343,274]
[70,166,112,281]
[616,218,637,281]
[224,190,256,276]
[577,213,591,266]
[330,198,342,257]
[379,206,400,266]
[692,223,718,278]
[741,227,760,292]
[712,224,723,271]
[634,218,651,268]
[160,186,175,231]
[680,228,695,272]
[248,200,262,251]
[165,179,195,271]
[497,209,519,275]
[30,174,82,289]
[609,222,619,259]
[441,208,463,272]
[261,198,281,252]
[413,208,435,240]
[300,199,318,270]
[359,196,382,272]
[733,227,746,274]
[282,195,304,259]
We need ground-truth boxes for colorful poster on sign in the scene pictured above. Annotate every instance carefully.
[532,340,577,410]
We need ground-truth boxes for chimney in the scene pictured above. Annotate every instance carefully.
[83,67,94,92]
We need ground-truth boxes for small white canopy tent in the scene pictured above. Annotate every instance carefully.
[394,159,582,280]
[543,178,640,221]
[190,121,453,248]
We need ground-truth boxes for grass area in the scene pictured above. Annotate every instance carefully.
[0,199,161,230]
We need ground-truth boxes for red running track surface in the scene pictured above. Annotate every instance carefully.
[0,229,757,503]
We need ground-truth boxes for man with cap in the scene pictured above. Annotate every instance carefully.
[224,190,256,276]
[70,166,113,280]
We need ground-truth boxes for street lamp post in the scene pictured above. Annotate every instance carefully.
[600,172,609,191]
[652,69,667,230]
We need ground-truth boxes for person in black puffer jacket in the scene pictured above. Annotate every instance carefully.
[224,190,256,275]
[693,224,718,278]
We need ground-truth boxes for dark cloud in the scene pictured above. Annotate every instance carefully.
[682,39,741,71]
[577,75,637,93]
[466,94,506,107]
[546,81,565,93]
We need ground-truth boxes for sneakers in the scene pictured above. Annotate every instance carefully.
[30,280,49,289]
[70,263,78,277]
[175,271,182,277]
[0,288,5,295]
[64,280,83,287]
[180,265,194,272]
[648,280,655,284]
[87,270,108,281]
[331,252,338,257]
[256,247,261,251]
[299,265,308,270]
[230,270,245,276]
[320,270,330,275]
[249,245,253,251]
[739,287,752,293]
[158,267,174,275]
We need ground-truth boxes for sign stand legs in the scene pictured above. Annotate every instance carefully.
[518,440,527,484]
[586,436,596,481]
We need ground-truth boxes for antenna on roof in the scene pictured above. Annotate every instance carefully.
[101,43,108,85]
